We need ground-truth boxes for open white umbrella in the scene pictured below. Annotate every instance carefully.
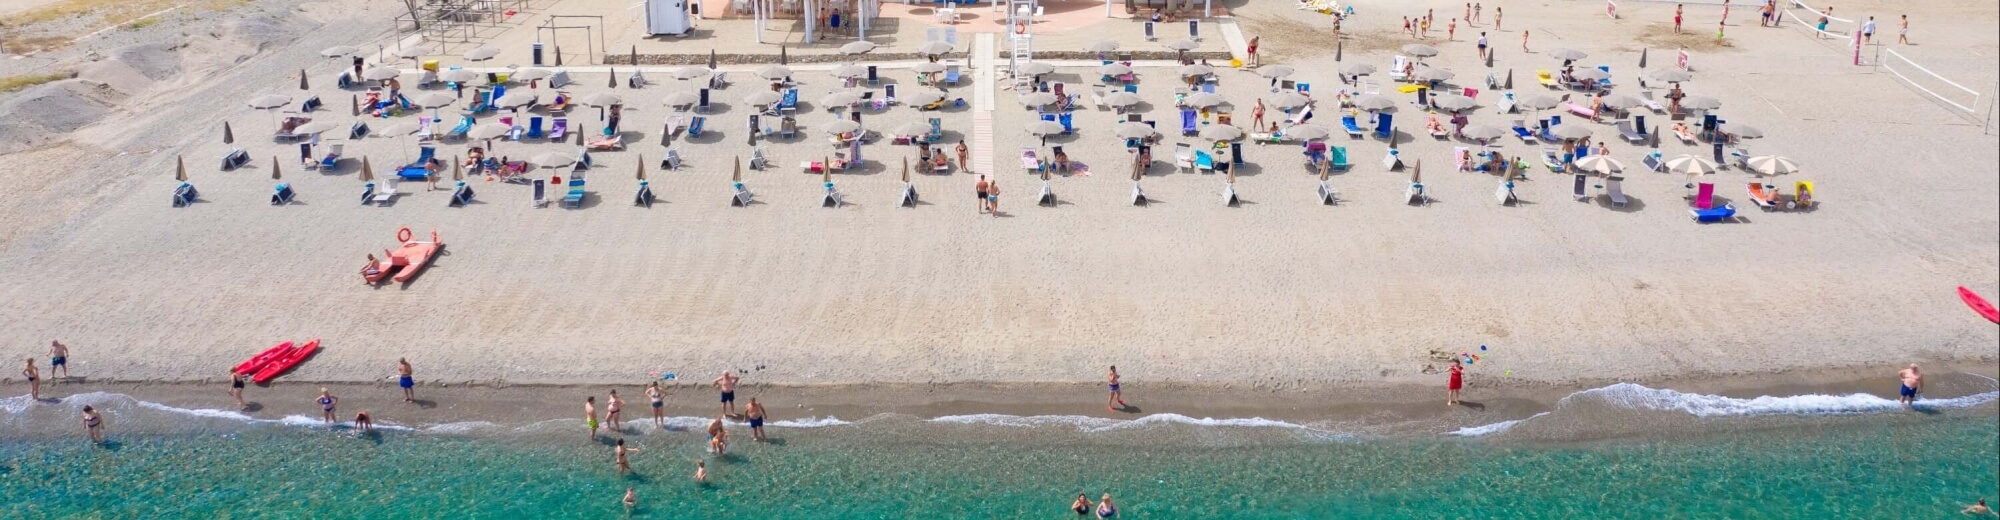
[1101,91,1144,108]
[1178,64,1214,77]
[819,119,863,135]
[1573,155,1625,175]
[1680,96,1722,111]
[1198,125,1243,141]
[913,62,947,74]
[1548,48,1589,61]
[578,93,623,107]
[754,65,792,80]
[743,91,783,106]
[1351,95,1396,111]
[380,121,423,136]
[512,68,554,81]
[839,41,877,55]
[662,91,701,107]
[1571,68,1611,82]
[467,123,511,140]
[532,152,576,169]
[819,91,861,108]
[1083,40,1119,53]
[1255,65,1296,79]
[891,121,932,137]
[1097,63,1133,76]
[918,41,955,55]
[464,46,501,61]
[1431,94,1477,112]
[1017,92,1059,108]
[1164,38,1200,51]
[1025,120,1066,136]
[291,121,339,135]
[320,46,359,58]
[1017,62,1057,75]
[1401,43,1440,57]
[1647,69,1693,82]
[438,69,481,84]
[1286,125,1333,141]
[1549,124,1594,140]
[394,45,430,59]
[1600,94,1643,110]
[361,67,402,81]
[1519,94,1563,111]
[1745,156,1798,175]
[247,94,291,109]
[1411,66,1455,82]
[1459,124,1509,141]
[902,90,948,106]
[830,64,869,79]
[1113,122,1157,140]
[1718,123,1763,139]
[495,91,538,109]
[671,67,712,80]
[1178,93,1225,110]
[1269,92,1313,110]
[1339,63,1377,76]
[1665,154,1719,175]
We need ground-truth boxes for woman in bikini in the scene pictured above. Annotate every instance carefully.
[986,179,1000,217]
[23,358,39,400]
[81,405,104,444]
[1071,493,1094,515]
[614,438,640,474]
[317,388,338,424]
[646,382,667,429]
[606,390,625,431]
[230,371,247,410]
[1096,494,1119,518]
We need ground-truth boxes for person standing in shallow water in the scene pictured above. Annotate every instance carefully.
[585,396,601,441]
[81,405,104,444]
[1106,366,1127,411]
[646,381,667,429]
[1898,364,1923,408]
[23,358,40,400]
[745,397,768,441]
[1447,359,1465,406]
[606,389,626,431]
[317,388,338,424]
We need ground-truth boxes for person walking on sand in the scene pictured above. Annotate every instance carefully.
[1815,8,1830,38]
[646,381,667,429]
[695,460,709,483]
[1251,99,1266,130]
[713,372,740,416]
[1106,366,1127,411]
[956,140,970,173]
[1897,15,1908,44]
[585,396,601,440]
[397,358,415,403]
[1477,32,1488,59]
[1448,18,1457,41]
[987,179,1001,217]
[1898,364,1923,408]
[81,405,104,444]
[1861,16,1876,44]
[354,410,374,433]
[317,388,338,424]
[230,371,247,410]
[22,358,39,400]
[1493,7,1502,30]
[1521,30,1530,52]
[49,341,69,378]
[614,438,640,474]
[1096,494,1119,518]
[1447,359,1465,406]
[974,175,991,214]
[606,389,626,431]
[1474,2,1482,23]
[745,397,768,441]
[1246,36,1260,67]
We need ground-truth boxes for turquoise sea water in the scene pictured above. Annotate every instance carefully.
[6,385,1997,519]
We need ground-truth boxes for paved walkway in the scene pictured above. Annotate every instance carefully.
[971,32,997,175]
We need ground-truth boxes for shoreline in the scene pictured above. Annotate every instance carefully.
[12,363,1996,439]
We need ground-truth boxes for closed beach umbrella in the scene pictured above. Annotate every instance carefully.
[662,91,701,107]
[1549,124,1594,140]
[438,69,481,84]
[1339,63,1377,77]
[1285,125,1333,141]
[754,65,792,80]
[1025,120,1066,136]
[1431,94,1477,112]
[360,156,374,182]
[1401,43,1440,58]
[271,156,282,180]
[1097,63,1133,76]
[1647,69,1693,83]
[1198,125,1243,141]
[1102,91,1144,108]
[496,91,538,109]
[902,90,948,106]
[1519,94,1562,111]
[743,90,783,106]
[468,123,511,140]
[464,46,501,61]
[299,69,309,90]
[1178,64,1214,77]
[1718,123,1763,139]
[1573,155,1624,175]
[453,158,463,181]
[1745,155,1799,176]
[291,121,338,135]
[1681,96,1722,111]
[1459,124,1509,141]
[1255,65,1295,79]
[1549,48,1589,61]
[1600,94,1642,110]
[533,152,577,169]
[1112,122,1157,140]
[891,121,932,137]
[1571,68,1611,82]
[635,156,646,180]
[918,41,955,56]
[1083,40,1119,53]
[1017,91,1059,108]
[175,155,187,181]
[512,68,554,81]
[222,122,234,144]
[320,45,359,58]
[1269,92,1312,110]
[579,92,623,107]
[1018,62,1057,75]
[1164,38,1200,51]
[830,64,869,79]
[819,119,862,135]
[1352,95,1396,111]
[913,62,947,74]
[1182,92,1228,109]
[839,41,877,55]
[672,67,712,80]
[1412,66,1455,82]
[247,94,291,109]
[1665,154,1719,175]
[819,91,861,108]
[362,67,402,81]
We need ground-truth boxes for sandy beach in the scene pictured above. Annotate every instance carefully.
[0,0,1995,394]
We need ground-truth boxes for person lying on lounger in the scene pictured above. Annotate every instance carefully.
[464,147,485,169]
[1426,116,1446,135]
[931,148,949,170]
[1053,149,1071,173]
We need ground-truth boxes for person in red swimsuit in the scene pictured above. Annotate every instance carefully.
[1447,359,1465,406]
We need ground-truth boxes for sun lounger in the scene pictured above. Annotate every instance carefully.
[1792,181,1815,211]
[172,182,199,207]
[359,182,375,206]
[531,179,547,208]
[1565,102,1597,119]
[1691,204,1736,223]
[1571,173,1590,201]
[447,116,474,140]
[1640,91,1667,114]
[1173,143,1195,173]
[945,65,961,85]
[1330,146,1351,171]
[1616,120,1645,143]
[1195,149,1215,173]
[526,117,544,140]
[1746,182,1778,211]
[1342,116,1364,138]
[689,116,707,138]
[1605,176,1629,207]
[1674,125,1697,144]
[1428,121,1450,140]
[1390,56,1410,82]
[634,180,654,208]
[1382,148,1404,170]
[1538,70,1557,89]
[372,179,400,205]
[562,176,586,209]
[449,181,475,207]
[586,133,622,151]
[1643,150,1665,172]
[1180,109,1197,136]
[779,89,799,114]
[319,143,343,170]
[1496,181,1519,205]
[1511,119,1538,143]
[1405,183,1429,205]
[269,183,295,205]
[1303,141,1327,167]
[1693,182,1716,210]
[1373,113,1394,140]
[546,92,571,114]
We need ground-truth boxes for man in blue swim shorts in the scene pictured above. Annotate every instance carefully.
[1897,364,1923,409]
[714,371,740,416]
[398,358,416,403]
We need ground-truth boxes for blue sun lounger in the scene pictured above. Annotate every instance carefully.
[1180,109,1197,136]
[1342,116,1364,138]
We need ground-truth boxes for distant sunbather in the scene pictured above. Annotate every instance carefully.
[1053,149,1071,173]
[464,147,485,168]
[1426,116,1446,134]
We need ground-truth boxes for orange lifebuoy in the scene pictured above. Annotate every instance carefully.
[397,227,413,242]
[1015,21,1027,35]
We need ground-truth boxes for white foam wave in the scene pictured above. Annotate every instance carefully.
[1571,382,1999,417]
[929,413,1338,435]
[1448,413,1548,437]
[768,416,852,428]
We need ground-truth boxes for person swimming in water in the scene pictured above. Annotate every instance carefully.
[353,410,374,433]
[1096,494,1118,518]
[1965,498,1993,516]
[745,397,767,442]
[695,460,708,483]
[606,390,625,431]
[585,396,601,441]
[317,388,338,424]
[1070,493,1094,515]
[81,405,104,444]
[646,381,667,429]
[614,438,640,474]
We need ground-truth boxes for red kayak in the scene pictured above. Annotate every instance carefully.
[252,339,320,384]
[1960,286,2000,324]
[232,341,293,375]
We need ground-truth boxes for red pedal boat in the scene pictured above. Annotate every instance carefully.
[363,227,443,284]
[252,339,320,384]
